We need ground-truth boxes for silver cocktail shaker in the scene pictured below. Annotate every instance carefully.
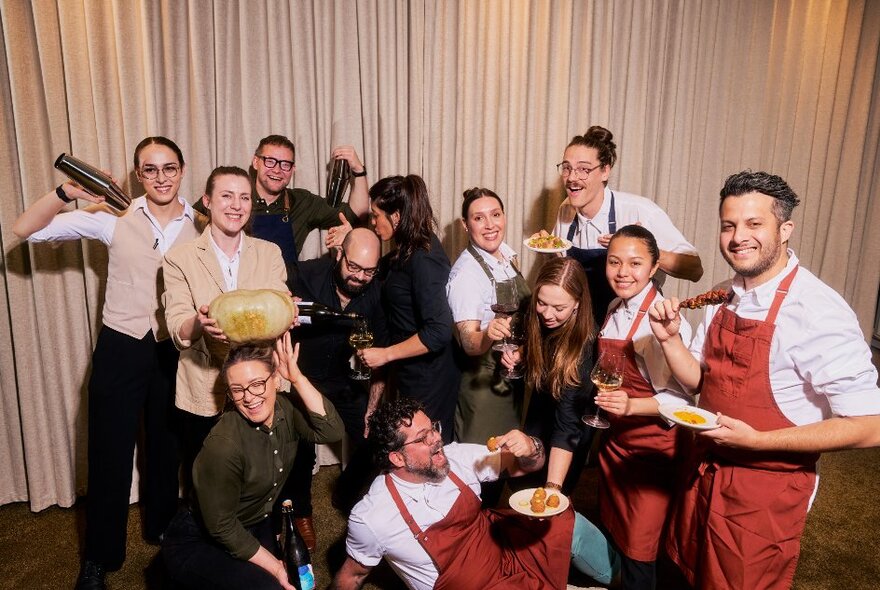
[326,158,351,208]
[54,153,132,211]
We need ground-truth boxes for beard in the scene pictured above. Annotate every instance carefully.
[403,445,450,483]
[334,266,369,298]
[722,236,784,279]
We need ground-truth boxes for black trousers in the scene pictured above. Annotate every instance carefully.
[83,327,181,570]
[163,509,282,590]
[281,385,373,518]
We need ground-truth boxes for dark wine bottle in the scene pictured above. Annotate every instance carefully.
[282,500,315,590]
[295,301,361,325]
[326,158,351,208]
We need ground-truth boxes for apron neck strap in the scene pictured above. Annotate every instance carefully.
[625,284,657,340]
[765,266,799,325]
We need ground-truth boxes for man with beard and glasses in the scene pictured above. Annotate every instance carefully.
[332,398,621,590]
[649,170,880,590]
[279,227,389,550]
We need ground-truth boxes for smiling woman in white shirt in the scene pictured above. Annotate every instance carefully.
[593,225,693,590]
[162,166,288,484]
[446,188,530,445]
[13,137,200,589]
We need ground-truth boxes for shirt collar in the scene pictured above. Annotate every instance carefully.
[470,242,516,270]
[575,186,611,223]
[208,229,244,262]
[730,249,799,307]
[133,194,196,222]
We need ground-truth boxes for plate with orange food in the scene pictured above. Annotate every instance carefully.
[659,405,720,431]
[508,487,570,517]
[523,235,572,254]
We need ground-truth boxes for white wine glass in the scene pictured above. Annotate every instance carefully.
[582,351,625,429]
[349,318,373,381]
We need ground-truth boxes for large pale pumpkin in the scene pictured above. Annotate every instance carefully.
[208,289,295,343]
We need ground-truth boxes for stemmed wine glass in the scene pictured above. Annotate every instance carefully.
[348,318,373,381]
[491,279,520,353]
[582,351,625,429]
[500,312,525,379]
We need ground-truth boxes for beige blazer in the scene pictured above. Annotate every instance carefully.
[162,227,287,416]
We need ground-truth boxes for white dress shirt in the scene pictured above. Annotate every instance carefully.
[446,242,519,329]
[29,195,195,254]
[601,282,693,408]
[345,443,502,590]
[553,187,697,255]
[207,232,243,292]
[689,251,880,425]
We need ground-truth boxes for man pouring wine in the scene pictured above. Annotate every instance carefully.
[279,227,389,549]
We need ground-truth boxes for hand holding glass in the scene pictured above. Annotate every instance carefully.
[349,319,373,380]
[500,312,525,379]
[582,351,625,429]
[491,280,520,352]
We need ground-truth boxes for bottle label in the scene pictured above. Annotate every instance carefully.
[298,564,315,590]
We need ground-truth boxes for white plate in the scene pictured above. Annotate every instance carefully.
[523,237,573,254]
[508,488,570,517]
[659,405,720,431]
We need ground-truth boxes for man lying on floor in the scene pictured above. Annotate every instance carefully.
[331,398,619,590]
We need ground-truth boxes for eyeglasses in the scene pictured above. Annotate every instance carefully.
[399,420,442,448]
[556,162,603,180]
[227,374,272,402]
[141,164,181,180]
[342,253,379,278]
[256,155,295,172]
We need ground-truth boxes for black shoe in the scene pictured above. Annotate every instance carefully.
[75,560,106,590]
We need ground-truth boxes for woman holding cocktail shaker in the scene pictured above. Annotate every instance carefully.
[13,137,199,589]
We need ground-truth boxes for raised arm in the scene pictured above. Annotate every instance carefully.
[648,298,702,390]
[494,429,546,478]
[13,182,105,238]
[332,145,369,218]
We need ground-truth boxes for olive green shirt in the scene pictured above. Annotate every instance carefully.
[192,393,344,560]
[193,186,358,254]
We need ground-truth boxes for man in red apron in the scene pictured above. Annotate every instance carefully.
[332,398,621,590]
[649,170,880,589]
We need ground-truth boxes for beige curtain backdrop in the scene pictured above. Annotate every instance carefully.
[1,0,878,510]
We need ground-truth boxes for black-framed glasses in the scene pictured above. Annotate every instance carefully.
[556,162,603,180]
[140,164,181,180]
[256,155,295,172]
[342,253,379,278]
[399,420,442,448]
[227,374,272,402]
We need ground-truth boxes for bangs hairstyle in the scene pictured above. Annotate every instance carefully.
[608,224,660,266]
[204,165,250,196]
[719,170,801,223]
[566,126,617,169]
[134,136,185,168]
[461,187,504,219]
[221,344,276,381]
[525,258,595,400]
[367,398,425,472]
[369,175,436,264]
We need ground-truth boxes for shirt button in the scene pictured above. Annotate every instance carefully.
[279,468,283,472]
[273,482,277,487]
[274,450,278,455]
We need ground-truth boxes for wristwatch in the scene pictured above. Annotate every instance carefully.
[529,436,544,457]
[351,166,367,177]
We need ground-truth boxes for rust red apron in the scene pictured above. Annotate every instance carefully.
[597,287,682,562]
[665,266,818,590]
[385,471,574,590]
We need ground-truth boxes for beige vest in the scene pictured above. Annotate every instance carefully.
[103,207,199,340]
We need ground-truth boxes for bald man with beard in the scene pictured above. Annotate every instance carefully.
[279,228,389,549]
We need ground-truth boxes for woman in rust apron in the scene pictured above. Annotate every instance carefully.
[593,226,693,589]
[665,266,818,590]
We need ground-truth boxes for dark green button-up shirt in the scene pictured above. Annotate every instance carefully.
[193,393,344,559]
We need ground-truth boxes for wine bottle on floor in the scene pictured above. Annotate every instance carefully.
[282,500,315,590]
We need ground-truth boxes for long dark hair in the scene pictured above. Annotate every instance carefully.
[525,258,595,400]
[369,175,436,264]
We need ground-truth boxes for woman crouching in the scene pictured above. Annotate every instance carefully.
[163,333,344,589]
